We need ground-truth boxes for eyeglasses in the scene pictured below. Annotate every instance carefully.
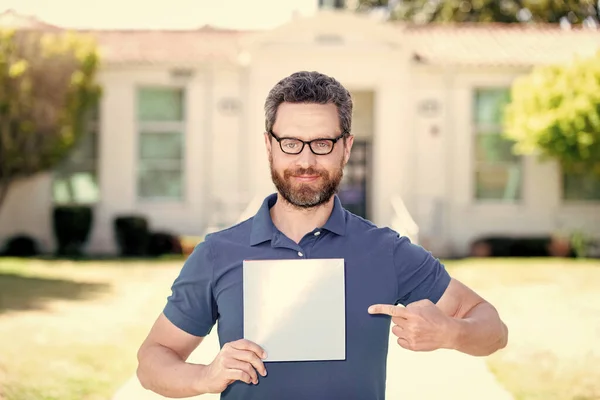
[269,131,347,155]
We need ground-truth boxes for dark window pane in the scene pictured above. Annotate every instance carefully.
[140,132,182,160]
[475,134,519,163]
[475,164,522,200]
[138,88,184,122]
[564,171,600,200]
[138,165,183,200]
[474,88,511,125]
[53,171,99,204]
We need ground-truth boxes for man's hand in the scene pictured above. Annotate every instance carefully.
[201,339,268,393]
[368,300,456,352]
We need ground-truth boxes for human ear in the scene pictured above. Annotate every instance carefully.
[343,134,354,164]
[264,132,272,157]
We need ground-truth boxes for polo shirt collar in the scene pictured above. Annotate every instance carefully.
[249,193,278,246]
[321,194,347,236]
[249,193,347,246]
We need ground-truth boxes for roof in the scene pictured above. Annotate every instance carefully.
[85,27,252,65]
[405,23,600,67]
[1,10,599,67]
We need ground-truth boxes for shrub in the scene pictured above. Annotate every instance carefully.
[2,235,39,257]
[52,206,93,257]
[470,235,573,258]
[114,215,150,257]
[179,235,204,256]
[147,232,183,257]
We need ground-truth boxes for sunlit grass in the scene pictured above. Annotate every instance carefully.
[0,257,181,400]
[446,258,600,400]
[1,257,598,400]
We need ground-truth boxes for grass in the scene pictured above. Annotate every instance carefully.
[0,257,182,400]
[0,256,598,400]
[446,258,600,400]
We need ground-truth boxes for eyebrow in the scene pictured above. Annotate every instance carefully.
[270,131,344,140]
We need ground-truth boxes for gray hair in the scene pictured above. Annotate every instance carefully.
[264,71,353,135]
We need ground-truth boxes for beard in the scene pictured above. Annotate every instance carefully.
[270,154,344,209]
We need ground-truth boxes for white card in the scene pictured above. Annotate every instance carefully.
[243,258,346,362]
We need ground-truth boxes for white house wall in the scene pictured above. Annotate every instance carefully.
[0,174,54,252]
[205,64,250,227]
[88,66,211,253]
[3,14,600,257]
[90,64,253,254]
[0,62,253,255]
[407,67,451,255]
[414,66,600,256]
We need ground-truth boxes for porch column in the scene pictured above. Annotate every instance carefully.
[371,74,411,228]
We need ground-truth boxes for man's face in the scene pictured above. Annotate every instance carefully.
[265,102,353,209]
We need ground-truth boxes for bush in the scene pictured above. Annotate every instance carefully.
[179,235,204,256]
[52,206,93,257]
[2,235,39,257]
[114,215,150,257]
[470,235,575,258]
[147,232,183,257]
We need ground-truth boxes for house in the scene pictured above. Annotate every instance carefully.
[1,9,599,258]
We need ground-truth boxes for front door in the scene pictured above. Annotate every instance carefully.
[338,140,370,219]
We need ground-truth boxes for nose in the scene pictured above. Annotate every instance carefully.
[295,143,318,169]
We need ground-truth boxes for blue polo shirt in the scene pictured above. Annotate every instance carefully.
[164,193,451,400]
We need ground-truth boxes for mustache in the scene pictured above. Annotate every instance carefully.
[284,167,328,178]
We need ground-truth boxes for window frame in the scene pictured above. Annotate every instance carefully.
[471,87,523,204]
[561,169,600,204]
[52,115,100,206]
[135,85,187,203]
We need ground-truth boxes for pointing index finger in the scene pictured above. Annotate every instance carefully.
[368,304,410,318]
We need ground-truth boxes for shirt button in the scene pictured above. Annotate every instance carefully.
[298,252,303,257]
[314,231,321,236]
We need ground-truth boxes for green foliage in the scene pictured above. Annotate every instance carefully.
[0,29,101,208]
[503,51,600,176]
[355,0,598,24]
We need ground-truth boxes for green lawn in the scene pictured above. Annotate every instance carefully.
[0,257,598,400]
[446,258,600,400]
[0,257,182,400]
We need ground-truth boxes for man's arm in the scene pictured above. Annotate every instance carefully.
[136,313,210,398]
[436,278,508,356]
[137,313,267,397]
[369,234,507,356]
[369,278,508,356]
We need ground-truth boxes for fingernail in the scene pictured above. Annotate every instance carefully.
[262,352,267,359]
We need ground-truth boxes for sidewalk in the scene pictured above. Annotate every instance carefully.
[113,330,513,400]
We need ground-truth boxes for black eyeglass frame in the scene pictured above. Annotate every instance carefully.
[268,130,348,155]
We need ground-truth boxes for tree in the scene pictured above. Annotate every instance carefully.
[0,29,101,213]
[503,51,600,176]
[355,0,599,24]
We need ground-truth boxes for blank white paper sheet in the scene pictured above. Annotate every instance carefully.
[243,258,346,362]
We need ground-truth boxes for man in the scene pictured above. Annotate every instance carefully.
[136,71,508,399]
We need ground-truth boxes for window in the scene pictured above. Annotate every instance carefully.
[473,88,522,201]
[319,0,346,9]
[52,108,100,205]
[563,171,600,201]
[137,87,185,201]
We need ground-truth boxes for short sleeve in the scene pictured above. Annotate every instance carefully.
[163,240,218,337]
[393,234,451,306]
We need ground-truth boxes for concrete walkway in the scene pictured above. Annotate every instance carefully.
[113,329,513,400]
